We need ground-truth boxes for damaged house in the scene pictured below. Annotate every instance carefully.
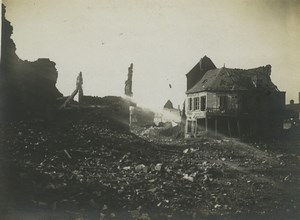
[185,56,285,139]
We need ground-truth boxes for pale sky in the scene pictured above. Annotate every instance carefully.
[3,0,300,110]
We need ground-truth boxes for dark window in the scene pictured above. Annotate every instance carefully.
[194,97,200,110]
[201,96,206,111]
[220,96,228,110]
[188,98,193,111]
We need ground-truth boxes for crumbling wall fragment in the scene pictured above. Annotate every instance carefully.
[0,4,62,120]
[124,63,133,97]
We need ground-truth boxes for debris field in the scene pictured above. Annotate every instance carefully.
[1,109,299,220]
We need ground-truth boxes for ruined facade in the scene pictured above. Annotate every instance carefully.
[185,57,285,139]
[125,63,133,97]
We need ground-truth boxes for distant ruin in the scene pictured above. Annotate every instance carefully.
[61,72,84,108]
[124,63,133,97]
[286,92,300,120]
[163,100,174,109]
[154,100,181,127]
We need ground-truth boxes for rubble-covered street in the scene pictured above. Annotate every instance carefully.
[1,109,299,220]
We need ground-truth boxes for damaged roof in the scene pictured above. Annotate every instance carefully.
[186,65,279,94]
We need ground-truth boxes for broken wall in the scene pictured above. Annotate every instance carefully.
[0,4,62,121]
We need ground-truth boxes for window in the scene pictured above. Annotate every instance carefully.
[194,97,200,110]
[220,96,228,110]
[201,96,206,111]
[188,98,193,111]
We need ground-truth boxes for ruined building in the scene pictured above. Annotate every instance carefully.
[125,63,133,97]
[0,4,62,121]
[185,56,285,139]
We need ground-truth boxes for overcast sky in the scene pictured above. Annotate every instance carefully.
[3,0,300,110]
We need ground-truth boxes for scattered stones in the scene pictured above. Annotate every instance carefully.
[135,164,148,173]
[154,163,163,172]
[183,174,194,182]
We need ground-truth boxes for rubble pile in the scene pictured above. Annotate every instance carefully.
[1,115,299,219]
[132,124,184,145]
